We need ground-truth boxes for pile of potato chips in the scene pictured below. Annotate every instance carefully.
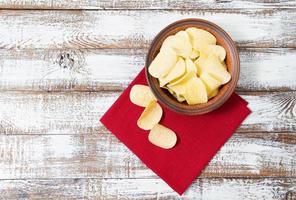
[130,85,177,149]
[148,27,231,105]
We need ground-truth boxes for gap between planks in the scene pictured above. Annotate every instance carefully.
[0,0,296,10]
[1,8,296,11]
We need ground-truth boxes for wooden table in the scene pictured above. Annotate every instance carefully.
[0,1,295,199]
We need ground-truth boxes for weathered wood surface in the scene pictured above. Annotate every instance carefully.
[0,178,295,199]
[0,132,295,179]
[0,48,295,92]
[0,91,295,135]
[1,0,296,9]
[0,0,295,198]
[0,9,295,50]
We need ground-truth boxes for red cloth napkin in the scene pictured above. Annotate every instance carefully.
[100,68,251,195]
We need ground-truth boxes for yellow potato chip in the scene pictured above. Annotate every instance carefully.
[167,59,197,96]
[192,39,209,55]
[130,85,156,107]
[199,51,208,59]
[167,88,186,102]
[167,81,187,97]
[160,36,180,57]
[158,58,186,87]
[174,31,192,58]
[183,76,208,105]
[186,27,216,45]
[206,45,226,61]
[160,35,175,51]
[160,31,192,58]
[208,89,219,99]
[168,86,185,102]
[185,58,197,74]
[194,56,207,76]
[189,48,200,59]
[200,72,221,95]
[148,49,177,78]
[167,68,195,87]
[203,55,231,84]
[137,101,163,130]
[177,95,186,102]
[148,124,177,149]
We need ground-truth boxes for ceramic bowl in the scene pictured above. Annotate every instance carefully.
[145,18,240,115]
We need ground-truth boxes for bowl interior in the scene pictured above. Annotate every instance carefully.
[145,19,240,115]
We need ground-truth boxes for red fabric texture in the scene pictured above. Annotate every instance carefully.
[100,69,251,195]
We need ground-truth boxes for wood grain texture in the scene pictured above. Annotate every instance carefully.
[0,1,295,198]
[0,0,296,9]
[0,132,295,179]
[0,48,295,92]
[0,9,295,50]
[0,178,295,199]
[0,91,295,135]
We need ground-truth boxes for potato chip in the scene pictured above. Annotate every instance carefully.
[167,80,187,97]
[203,55,231,84]
[192,39,209,55]
[174,31,192,58]
[137,101,163,130]
[160,35,179,56]
[161,31,192,58]
[160,35,175,50]
[166,57,196,87]
[186,27,216,45]
[200,72,221,95]
[177,95,186,102]
[168,88,186,102]
[183,76,208,105]
[206,45,226,61]
[130,85,156,107]
[194,56,207,76]
[148,124,177,149]
[185,58,197,74]
[158,58,186,87]
[148,48,177,78]
[208,89,219,99]
[168,72,192,87]
[189,48,200,59]
[199,51,208,59]
[167,58,197,96]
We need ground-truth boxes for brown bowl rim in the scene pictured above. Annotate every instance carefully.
[145,18,240,115]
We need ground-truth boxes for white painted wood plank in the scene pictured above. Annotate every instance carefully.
[0,132,295,179]
[0,9,295,50]
[0,178,295,199]
[0,91,295,135]
[0,0,295,9]
[0,48,295,92]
